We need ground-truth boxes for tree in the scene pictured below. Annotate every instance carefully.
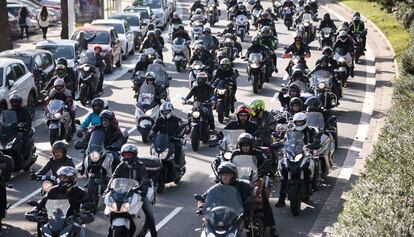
[0,0,13,51]
[61,0,68,39]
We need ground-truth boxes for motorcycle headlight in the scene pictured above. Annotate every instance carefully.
[192,111,201,119]
[53,113,62,120]
[120,202,130,212]
[209,6,214,10]
[42,181,53,193]
[223,152,232,160]
[338,57,346,64]
[294,153,303,162]
[5,138,16,149]
[251,63,260,68]
[293,58,299,64]
[83,65,90,71]
[217,89,226,95]
[158,148,169,160]
[317,82,326,90]
[304,23,310,27]
[90,151,101,162]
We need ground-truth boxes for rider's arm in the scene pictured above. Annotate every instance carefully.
[35,159,52,176]
[80,113,93,130]
[185,87,196,101]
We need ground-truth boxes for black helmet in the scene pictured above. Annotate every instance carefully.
[9,94,23,109]
[237,132,254,147]
[323,13,330,21]
[304,4,310,11]
[121,144,138,165]
[322,46,333,56]
[318,55,329,67]
[147,23,155,30]
[217,51,227,61]
[227,22,234,28]
[147,30,156,38]
[52,140,67,157]
[305,96,321,112]
[57,57,68,67]
[217,162,238,180]
[252,36,260,46]
[91,98,105,114]
[100,110,114,128]
[239,5,246,11]
[288,83,300,93]
[291,69,304,80]
[260,26,271,36]
[57,166,77,189]
[155,28,162,36]
[289,97,303,111]
[203,27,211,34]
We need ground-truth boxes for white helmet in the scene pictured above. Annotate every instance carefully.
[293,112,308,131]
[160,102,174,119]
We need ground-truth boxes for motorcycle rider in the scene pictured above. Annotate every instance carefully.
[57,57,77,96]
[151,102,185,168]
[249,99,276,147]
[190,8,207,25]
[221,22,243,55]
[212,58,239,102]
[109,144,157,236]
[172,25,191,42]
[183,72,216,131]
[154,29,165,48]
[188,44,215,75]
[133,53,151,74]
[79,98,105,132]
[282,0,296,9]
[44,64,77,97]
[349,12,366,54]
[171,12,183,25]
[230,133,279,237]
[190,0,205,17]
[246,35,272,59]
[92,45,106,93]
[141,31,163,60]
[224,105,258,135]
[318,13,337,32]
[275,112,321,207]
[278,83,305,108]
[320,46,338,68]
[284,32,310,72]
[142,71,167,105]
[258,26,278,73]
[295,4,315,26]
[274,97,305,125]
[252,0,263,11]
[255,11,275,32]
[32,141,75,178]
[234,4,249,18]
[200,27,219,52]
[309,55,341,99]
[0,151,13,227]
[333,30,355,77]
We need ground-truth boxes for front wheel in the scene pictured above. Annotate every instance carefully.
[216,101,224,123]
[191,127,200,151]
[252,75,259,94]
[289,183,301,216]
[157,174,165,193]
[87,179,100,210]
[79,85,88,106]
[112,225,129,237]
[49,128,60,146]
[116,54,122,68]
[175,61,182,72]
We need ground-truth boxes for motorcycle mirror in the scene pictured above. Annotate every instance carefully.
[194,194,204,201]
[6,184,14,189]
[27,200,39,207]
[74,119,81,125]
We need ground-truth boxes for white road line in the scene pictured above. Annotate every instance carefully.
[145,207,183,237]
[270,92,278,103]
[128,126,137,134]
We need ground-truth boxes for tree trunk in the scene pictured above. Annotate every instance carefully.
[0,0,13,51]
[61,0,69,39]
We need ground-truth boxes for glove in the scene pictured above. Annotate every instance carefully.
[30,173,38,181]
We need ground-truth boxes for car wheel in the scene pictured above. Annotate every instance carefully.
[106,55,114,74]
[27,92,36,120]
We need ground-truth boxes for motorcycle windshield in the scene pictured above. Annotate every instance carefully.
[335,47,348,56]
[236,15,247,21]
[321,27,332,34]
[249,53,263,63]
[310,70,331,86]
[87,130,105,152]
[147,64,167,86]
[222,129,244,151]
[203,185,243,230]
[307,112,325,130]
[0,110,18,143]
[45,199,71,232]
[110,178,140,201]
[137,84,156,110]
[154,133,169,153]
[144,48,158,58]
[80,50,97,65]
[47,100,65,114]
[231,155,258,182]
[303,13,312,22]
[173,37,185,45]
[284,131,305,158]
[191,60,205,70]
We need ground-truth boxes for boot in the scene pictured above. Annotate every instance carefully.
[274,196,286,207]
[270,226,279,237]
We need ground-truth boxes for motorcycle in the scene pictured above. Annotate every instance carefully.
[273,0,283,19]
[283,7,294,30]
[44,99,74,145]
[219,34,239,61]
[282,52,310,76]
[194,185,244,237]
[279,131,315,216]
[183,99,212,151]
[214,79,234,123]
[235,14,249,42]
[207,1,219,26]
[354,29,367,63]
[309,70,339,110]
[25,199,94,237]
[172,37,191,72]
[191,21,204,40]
[188,60,210,88]
[134,84,160,143]
[333,48,353,87]
[247,52,266,93]
[33,68,49,102]
[78,64,98,106]
[319,27,335,49]
[252,8,261,27]
[308,0,318,14]
[0,110,37,172]
[150,125,187,193]
[104,178,157,237]
[298,13,315,45]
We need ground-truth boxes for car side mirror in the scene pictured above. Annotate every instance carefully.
[8,80,15,88]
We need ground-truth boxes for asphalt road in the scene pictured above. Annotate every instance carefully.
[2,0,374,236]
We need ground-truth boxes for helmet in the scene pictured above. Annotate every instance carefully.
[252,36,260,46]
[291,69,304,80]
[338,30,348,42]
[239,5,246,11]
[298,0,304,5]
[288,83,300,93]
[195,8,202,15]
[155,28,162,36]
[195,44,204,54]
[238,132,254,147]
[342,22,349,28]
[100,110,115,127]
[294,32,302,41]
[289,97,303,111]
[173,12,179,18]
[227,22,234,28]
[318,55,329,67]
[121,144,138,165]
[305,96,321,112]
[353,15,361,22]
[203,27,211,34]
[235,104,252,119]
[196,71,208,84]
[322,46,333,56]
[260,11,269,18]
[266,7,272,13]
[148,23,155,30]
[153,59,164,66]
[55,64,66,78]
[94,45,102,51]
[353,12,360,18]
[91,98,105,114]
[147,30,156,38]
[52,140,67,157]
[304,4,310,11]
[53,78,65,92]
[293,112,307,131]
[140,53,149,61]
[57,57,68,67]
[57,166,77,189]
[323,13,331,21]
[260,26,271,36]
[217,162,238,179]
[249,99,265,116]
[220,58,231,70]
[9,94,23,109]
[159,102,174,119]
[145,71,156,84]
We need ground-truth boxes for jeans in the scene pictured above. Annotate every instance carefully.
[20,25,29,39]
[41,27,48,39]
[142,197,157,236]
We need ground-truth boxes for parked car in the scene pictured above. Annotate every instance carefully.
[0,58,38,118]
[123,6,155,27]
[7,4,40,34]
[8,0,61,21]
[0,49,56,102]
[70,26,122,73]
[40,0,60,11]
[8,12,20,39]
[91,19,135,59]
[109,13,146,50]
[132,0,171,30]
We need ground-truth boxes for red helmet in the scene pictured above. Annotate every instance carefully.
[94,45,102,51]
[235,105,252,116]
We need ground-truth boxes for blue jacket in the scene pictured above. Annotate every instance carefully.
[80,112,101,130]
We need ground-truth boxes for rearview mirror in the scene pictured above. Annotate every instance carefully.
[8,80,14,88]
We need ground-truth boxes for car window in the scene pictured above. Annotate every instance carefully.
[124,22,131,31]
[5,65,16,83]
[34,55,43,70]
[111,30,119,41]
[86,31,110,45]
[136,0,162,8]
[93,23,125,34]
[12,63,25,79]
[37,45,75,60]
[41,53,53,69]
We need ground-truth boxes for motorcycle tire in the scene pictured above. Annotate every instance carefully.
[209,16,214,26]
[191,128,200,151]
[289,183,301,216]
[253,75,259,94]
[79,86,88,106]
[157,175,165,193]
[49,128,60,146]
[175,63,182,72]
[142,132,149,144]
[112,226,129,237]
[216,101,224,123]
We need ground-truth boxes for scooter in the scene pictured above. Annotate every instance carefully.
[235,14,249,42]
[134,84,160,143]
[172,37,190,72]
[44,99,74,145]
[78,64,98,106]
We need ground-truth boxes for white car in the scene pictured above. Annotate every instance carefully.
[91,19,135,59]
[0,58,37,117]
[35,39,81,70]
[133,0,171,30]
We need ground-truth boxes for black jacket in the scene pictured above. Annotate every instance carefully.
[224,120,259,136]
[35,156,75,177]
[141,39,163,54]
[191,2,205,13]
[111,160,150,196]
[133,60,151,74]
[12,107,32,129]
[172,30,191,42]
[0,151,14,184]
[285,42,310,56]
[319,20,337,31]
[212,68,237,87]
[260,35,278,50]
[185,83,214,102]
[333,38,355,55]
[90,125,127,151]
[152,116,182,137]
[189,51,214,67]
[300,126,321,147]
[246,44,271,58]
[202,182,252,205]
[251,110,276,146]
[256,18,274,28]
[40,186,90,217]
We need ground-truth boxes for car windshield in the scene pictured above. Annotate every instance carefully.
[111,15,139,27]
[37,45,75,60]
[93,23,125,34]
[85,31,110,44]
[7,7,21,17]
[139,11,150,19]
[19,56,33,70]
[136,0,161,8]
[0,68,3,87]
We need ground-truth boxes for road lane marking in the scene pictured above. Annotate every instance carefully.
[145,207,183,237]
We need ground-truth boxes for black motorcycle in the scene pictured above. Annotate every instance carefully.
[183,100,212,151]
[319,27,335,49]
[0,110,37,172]
[33,68,49,102]
[78,64,98,106]
[151,125,187,193]
[354,29,367,63]
[247,52,266,94]
[214,79,234,123]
